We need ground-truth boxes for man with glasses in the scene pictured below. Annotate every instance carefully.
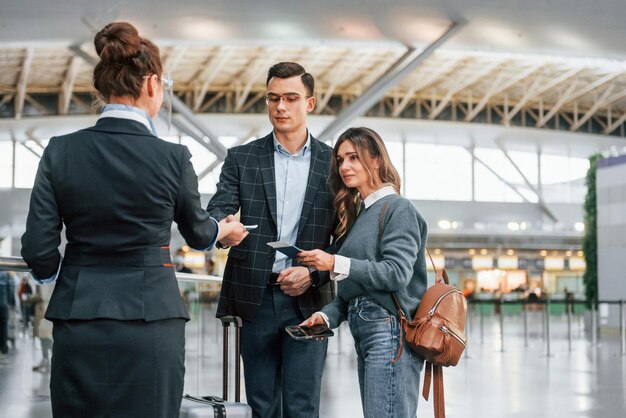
[207,62,336,418]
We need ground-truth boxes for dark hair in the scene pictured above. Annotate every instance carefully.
[330,127,401,238]
[266,62,314,96]
[93,22,162,101]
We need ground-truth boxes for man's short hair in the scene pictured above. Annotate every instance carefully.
[266,62,314,96]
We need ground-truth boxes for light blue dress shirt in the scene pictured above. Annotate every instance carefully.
[272,132,312,273]
[101,104,158,135]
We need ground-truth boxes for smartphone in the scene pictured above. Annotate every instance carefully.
[285,324,334,340]
[244,224,258,230]
[267,241,303,259]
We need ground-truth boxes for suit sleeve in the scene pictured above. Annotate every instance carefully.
[206,148,241,221]
[21,141,63,280]
[174,146,219,250]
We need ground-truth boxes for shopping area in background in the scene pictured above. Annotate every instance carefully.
[174,246,225,304]
[0,270,53,371]
[429,247,587,313]
[175,244,587,310]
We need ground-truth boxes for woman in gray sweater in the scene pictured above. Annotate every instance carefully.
[298,127,428,418]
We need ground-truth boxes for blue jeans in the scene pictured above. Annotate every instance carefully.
[241,285,328,418]
[348,295,424,418]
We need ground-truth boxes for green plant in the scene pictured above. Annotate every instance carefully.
[582,153,602,307]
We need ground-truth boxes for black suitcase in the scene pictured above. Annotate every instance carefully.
[180,316,252,418]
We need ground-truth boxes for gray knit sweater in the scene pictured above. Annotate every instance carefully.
[322,194,428,328]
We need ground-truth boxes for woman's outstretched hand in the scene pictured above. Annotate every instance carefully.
[299,313,326,327]
[296,249,335,272]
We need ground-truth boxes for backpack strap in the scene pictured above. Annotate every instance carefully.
[379,202,448,418]
[422,362,446,418]
[378,201,440,362]
[378,203,406,362]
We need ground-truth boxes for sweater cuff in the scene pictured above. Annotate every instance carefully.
[314,311,331,328]
[330,255,350,281]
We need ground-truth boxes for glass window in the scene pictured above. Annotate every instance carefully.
[198,162,221,195]
[384,140,404,193]
[404,143,472,201]
[14,143,42,188]
[474,148,539,202]
[540,154,589,203]
[474,162,524,202]
[179,136,219,195]
[0,142,13,188]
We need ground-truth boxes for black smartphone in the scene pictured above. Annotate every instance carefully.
[285,324,334,340]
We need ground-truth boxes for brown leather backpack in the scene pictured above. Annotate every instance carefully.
[380,203,467,418]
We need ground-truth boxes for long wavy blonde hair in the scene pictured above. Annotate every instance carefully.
[330,127,401,238]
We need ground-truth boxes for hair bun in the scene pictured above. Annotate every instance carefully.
[94,22,142,64]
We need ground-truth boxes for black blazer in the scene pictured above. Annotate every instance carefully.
[207,133,337,321]
[21,118,217,322]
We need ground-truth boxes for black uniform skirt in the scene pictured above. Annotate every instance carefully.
[51,318,186,418]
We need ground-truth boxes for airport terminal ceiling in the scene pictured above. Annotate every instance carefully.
[2,0,626,252]
[2,0,626,148]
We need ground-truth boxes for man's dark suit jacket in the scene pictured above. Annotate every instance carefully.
[21,118,217,322]
[207,133,337,321]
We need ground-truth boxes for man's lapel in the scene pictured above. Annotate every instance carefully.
[298,137,327,236]
[259,134,278,227]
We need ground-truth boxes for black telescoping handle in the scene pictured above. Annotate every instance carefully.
[219,316,243,402]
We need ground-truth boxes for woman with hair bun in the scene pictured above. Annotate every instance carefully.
[21,22,247,417]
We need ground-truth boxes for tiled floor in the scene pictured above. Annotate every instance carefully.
[2,304,625,417]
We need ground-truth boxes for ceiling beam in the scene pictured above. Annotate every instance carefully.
[238,91,265,113]
[496,140,558,222]
[536,70,623,128]
[15,48,34,119]
[18,138,42,159]
[0,94,14,107]
[354,51,400,91]
[193,47,233,111]
[465,62,544,122]
[24,94,50,116]
[234,48,281,112]
[534,81,580,128]
[503,67,582,125]
[197,158,223,181]
[391,56,461,117]
[163,46,189,74]
[470,149,531,203]
[25,130,46,150]
[315,52,372,114]
[60,55,82,115]
[199,91,225,113]
[170,95,228,160]
[69,44,98,66]
[318,20,465,141]
[570,86,626,131]
[429,59,502,120]
[604,111,626,135]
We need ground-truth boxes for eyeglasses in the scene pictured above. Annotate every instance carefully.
[264,93,311,106]
[161,75,173,91]
[143,74,174,91]
[161,74,173,133]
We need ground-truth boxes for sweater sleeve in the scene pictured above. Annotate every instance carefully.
[348,200,422,293]
[321,292,349,329]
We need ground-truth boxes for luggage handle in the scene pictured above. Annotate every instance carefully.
[219,315,243,402]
